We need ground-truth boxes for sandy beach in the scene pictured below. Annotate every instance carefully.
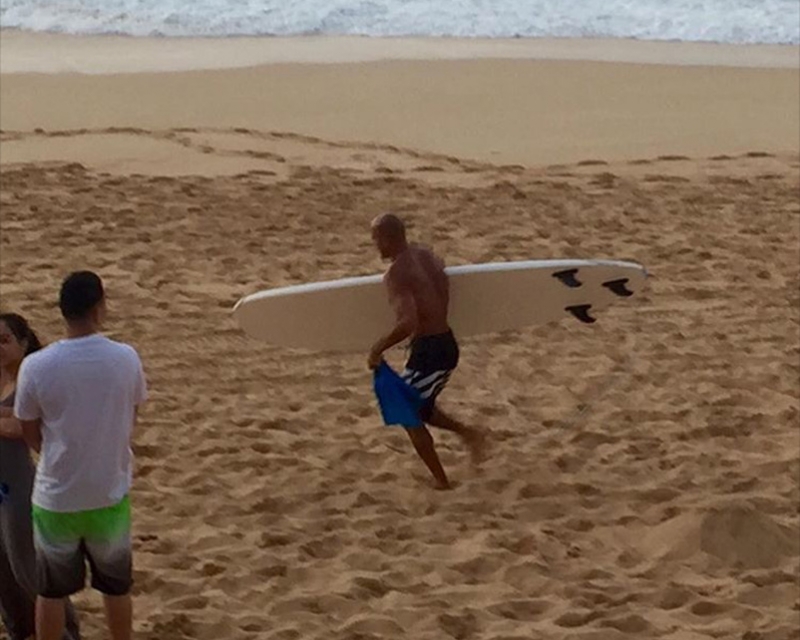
[0,32,798,640]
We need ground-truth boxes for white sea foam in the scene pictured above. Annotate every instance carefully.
[1,0,798,44]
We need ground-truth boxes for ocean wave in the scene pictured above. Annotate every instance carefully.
[1,0,798,44]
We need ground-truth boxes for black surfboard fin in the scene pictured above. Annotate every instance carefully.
[603,278,633,297]
[566,304,596,324]
[553,268,582,288]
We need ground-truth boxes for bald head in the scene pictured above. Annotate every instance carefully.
[371,213,408,259]
[371,213,406,239]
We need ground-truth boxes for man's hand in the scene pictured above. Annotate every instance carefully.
[368,345,384,370]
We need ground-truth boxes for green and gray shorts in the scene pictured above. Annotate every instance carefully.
[32,495,132,598]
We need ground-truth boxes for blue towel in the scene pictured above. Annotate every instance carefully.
[373,360,424,428]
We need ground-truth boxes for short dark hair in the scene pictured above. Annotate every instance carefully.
[0,312,43,356]
[59,271,104,321]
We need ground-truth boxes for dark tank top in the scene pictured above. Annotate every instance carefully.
[0,390,36,504]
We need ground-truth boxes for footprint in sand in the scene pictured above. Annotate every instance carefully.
[338,615,405,637]
[437,610,480,639]
[147,613,196,640]
[689,600,730,616]
[555,610,600,628]
[657,586,694,610]
[644,174,691,183]
[299,536,343,560]
[599,614,653,634]
[488,599,552,621]
[349,576,393,600]
[266,629,301,640]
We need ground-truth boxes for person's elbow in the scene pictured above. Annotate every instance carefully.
[0,417,24,440]
[20,420,41,453]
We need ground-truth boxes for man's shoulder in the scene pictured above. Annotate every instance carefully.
[21,342,61,369]
[17,342,62,386]
[410,242,444,263]
[103,338,142,362]
[409,242,431,254]
[409,243,446,272]
[385,257,413,285]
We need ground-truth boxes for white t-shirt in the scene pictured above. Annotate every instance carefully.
[14,333,148,512]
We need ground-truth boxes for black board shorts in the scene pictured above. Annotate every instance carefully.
[400,330,459,422]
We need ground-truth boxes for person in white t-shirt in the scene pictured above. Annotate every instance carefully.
[14,271,147,640]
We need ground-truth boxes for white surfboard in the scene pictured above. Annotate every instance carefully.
[233,259,647,353]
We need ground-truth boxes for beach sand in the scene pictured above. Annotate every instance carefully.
[0,33,798,640]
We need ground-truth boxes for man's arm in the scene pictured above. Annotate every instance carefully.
[15,358,42,451]
[368,271,418,367]
[20,419,42,453]
[133,349,147,431]
[428,250,449,305]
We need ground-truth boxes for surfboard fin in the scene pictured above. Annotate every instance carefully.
[566,304,596,324]
[603,278,633,297]
[552,268,582,288]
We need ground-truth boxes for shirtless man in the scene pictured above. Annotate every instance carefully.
[368,213,484,490]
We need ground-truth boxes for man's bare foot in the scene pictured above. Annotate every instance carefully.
[463,429,488,466]
[412,472,453,490]
[434,479,453,491]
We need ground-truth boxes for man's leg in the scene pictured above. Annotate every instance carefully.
[36,597,66,640]
[103,595,132,640]
[63,600,81,640]
[427,407,487,465]
[84,496,133,640]
[405,426,451,490]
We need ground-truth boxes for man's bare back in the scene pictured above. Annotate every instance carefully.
[385,243,450,338]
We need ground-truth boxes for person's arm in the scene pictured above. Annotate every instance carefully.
[14,359,42,452]
[20,419,42,453]
[368,271,418,368]
[132,349,148,429]
[0,406,25,440]
[428,249,449,305]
